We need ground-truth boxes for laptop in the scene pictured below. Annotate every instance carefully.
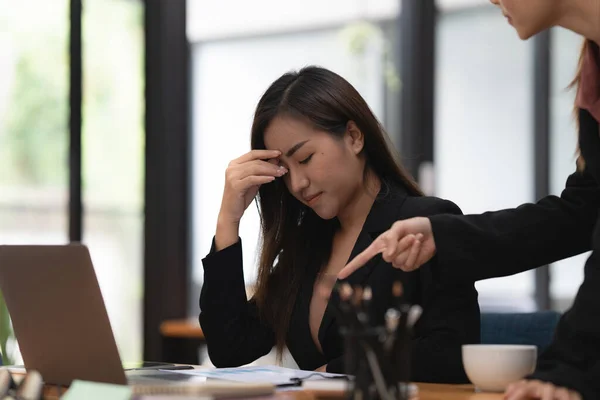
[0,244,197,386]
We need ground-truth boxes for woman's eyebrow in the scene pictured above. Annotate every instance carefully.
[285,140,310,158]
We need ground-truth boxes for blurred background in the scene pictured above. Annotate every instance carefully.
[0,0,586,366]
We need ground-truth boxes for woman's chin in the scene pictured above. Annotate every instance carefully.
[516,29,535,40]
[313,207,337,221]
[513,22,546,41]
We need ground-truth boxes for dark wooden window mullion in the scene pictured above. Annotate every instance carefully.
[69,0,83,243]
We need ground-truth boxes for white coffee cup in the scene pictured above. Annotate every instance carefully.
[462,344,537,392]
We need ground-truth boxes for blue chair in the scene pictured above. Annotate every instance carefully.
[480,311,561,353]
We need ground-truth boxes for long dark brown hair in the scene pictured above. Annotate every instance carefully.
[249,66,422,357]
[572,39,600,170]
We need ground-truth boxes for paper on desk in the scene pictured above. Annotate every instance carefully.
[1,366,26,374]
[165,365,347,386]
[61,380,131,400]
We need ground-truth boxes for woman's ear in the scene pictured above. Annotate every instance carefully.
[346,121,364,154]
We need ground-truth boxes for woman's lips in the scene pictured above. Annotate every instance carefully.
[305,192,322,205]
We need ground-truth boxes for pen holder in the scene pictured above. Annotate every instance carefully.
[340,324,411,400]
[332,282,419,400]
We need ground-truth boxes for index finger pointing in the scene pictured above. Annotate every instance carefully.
[338,241,385,279]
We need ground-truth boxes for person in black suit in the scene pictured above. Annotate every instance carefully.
[340,1,600,398]
[199,66,480,383]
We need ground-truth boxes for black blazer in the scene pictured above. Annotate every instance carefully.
[199,184,480,383]
[427,109,600,399]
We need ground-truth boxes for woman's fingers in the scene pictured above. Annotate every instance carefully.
[504,380,580,400]
[236,175,276,189]
[341,233,424,278]
[402,238,422,270]
[228,160,287,181]
[234,149,281,164]
[381,234,412,262]
[540,382,555,400]
[554,388,571,400]
[381,233,400,261]
[339,218,433,278]
[386,235,414,266]
[505,380,523,397]
[339,238,387,278]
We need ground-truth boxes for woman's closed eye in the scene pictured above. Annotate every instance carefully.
[299,154,314,165]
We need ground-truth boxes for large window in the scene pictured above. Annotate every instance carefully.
[436,7,535,311]
[83,0,144,362]
[0,0,144,364]
[0,0,69,363]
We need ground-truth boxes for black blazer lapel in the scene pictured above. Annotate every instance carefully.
[319,230,380,342]
[319,183,410,348]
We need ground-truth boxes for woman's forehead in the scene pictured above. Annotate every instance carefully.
[264,117,319,149]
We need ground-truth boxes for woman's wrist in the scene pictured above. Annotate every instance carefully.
[215,215,240,251]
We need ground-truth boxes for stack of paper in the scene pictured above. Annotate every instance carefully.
[164,365,347,386]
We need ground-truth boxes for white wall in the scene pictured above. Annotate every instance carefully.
[435,8,535,309]
[187,0,487,42]
[187,0,398,41]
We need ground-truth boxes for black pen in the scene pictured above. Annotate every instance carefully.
[159,365,195,370]
[275,381,302,388]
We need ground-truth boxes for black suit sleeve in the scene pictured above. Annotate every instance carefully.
[326,357,344,373]
[408,199,480,383]
[410,282,480,383]
[429,167,600,281]
[199,239,275,367]
[526,251,600,400]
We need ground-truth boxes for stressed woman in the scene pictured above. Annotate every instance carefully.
[199,66,480,383]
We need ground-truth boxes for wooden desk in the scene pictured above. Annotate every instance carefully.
[43,382,501,400]
[298,384,501,400]
[159,318,205,365]
[413,384,502,399]
[160,318,205,339]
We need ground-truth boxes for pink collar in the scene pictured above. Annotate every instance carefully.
[576,42,600,123]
